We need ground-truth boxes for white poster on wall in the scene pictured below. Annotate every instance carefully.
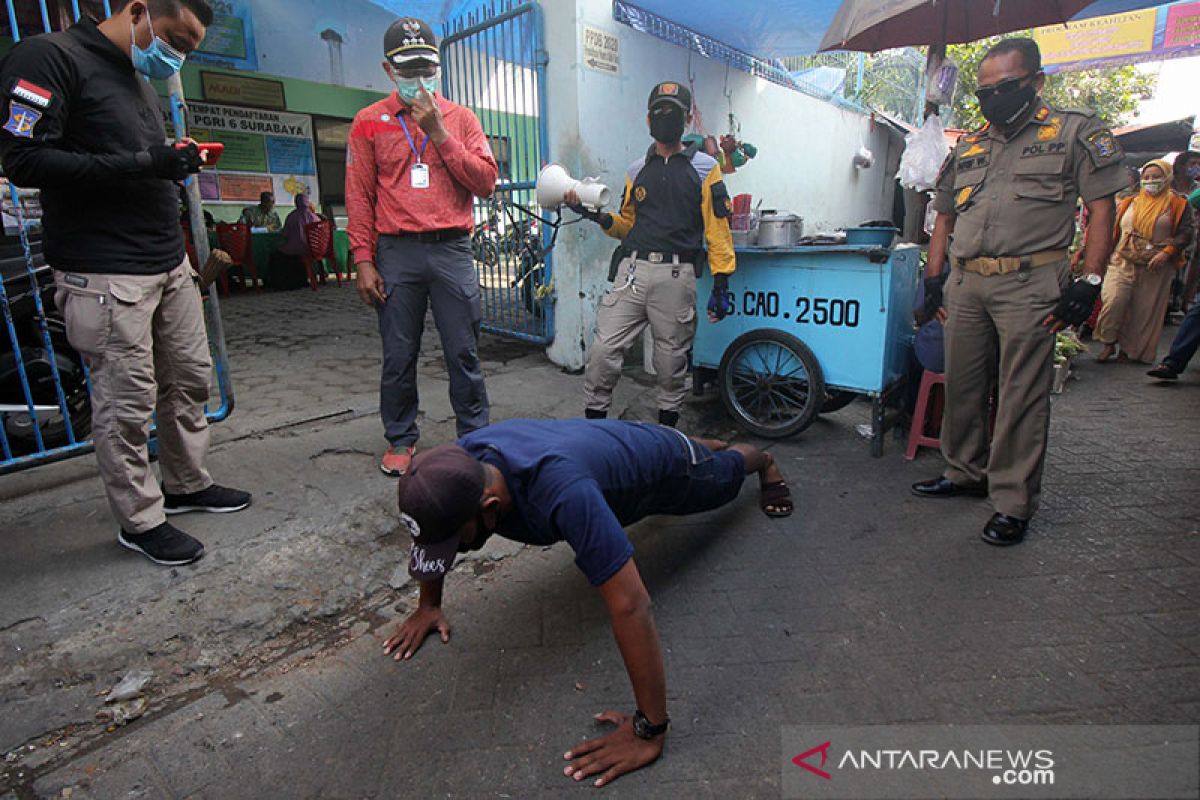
[583,25,619,75]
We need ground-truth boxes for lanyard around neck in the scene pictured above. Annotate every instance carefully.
[396,112,429,164]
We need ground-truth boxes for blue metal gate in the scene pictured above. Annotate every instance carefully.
[441,1,553,344]
[1,0,234,475]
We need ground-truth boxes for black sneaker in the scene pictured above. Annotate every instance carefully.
[163,484,252,515]
[119,522,205,566]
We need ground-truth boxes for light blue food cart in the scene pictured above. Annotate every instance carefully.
[693,243,920,456]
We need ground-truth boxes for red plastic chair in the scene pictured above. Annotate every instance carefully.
[905,369,946,460]
[214,222,260,294]
[303,218,343,291]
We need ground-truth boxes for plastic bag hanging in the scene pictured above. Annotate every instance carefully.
[897,114,949,192]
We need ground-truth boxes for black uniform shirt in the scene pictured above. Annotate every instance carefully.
[602,144,735,275]
[0,17,183,274]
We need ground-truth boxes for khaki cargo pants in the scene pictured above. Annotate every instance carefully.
[583,255,697,414]
[54,259,213,534]
[941,258,1071,520]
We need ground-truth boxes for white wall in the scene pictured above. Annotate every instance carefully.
[233,0,401,92]
[542,0,902,370]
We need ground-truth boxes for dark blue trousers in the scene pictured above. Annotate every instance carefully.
[375,234,489,447]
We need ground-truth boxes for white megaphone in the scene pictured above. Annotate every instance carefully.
[536,164,611,211]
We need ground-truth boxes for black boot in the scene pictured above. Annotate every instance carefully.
[658,409,680,428]
[585,408,607,420]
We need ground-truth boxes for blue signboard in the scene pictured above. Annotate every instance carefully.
[266,136,316,176]
[192,0,259,72]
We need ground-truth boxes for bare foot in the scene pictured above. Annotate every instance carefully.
[691,437,728,451]
[758,452,792,517]
[1097,344,1117,363]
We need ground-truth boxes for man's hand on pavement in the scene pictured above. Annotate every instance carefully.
[383,605,450,661]
[563,711,663,788]
[411,87,448,144]
[355,261,387,307]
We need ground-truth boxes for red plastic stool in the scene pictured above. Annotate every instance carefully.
[905,369,945,461]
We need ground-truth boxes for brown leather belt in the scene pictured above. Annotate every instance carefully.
[956,248,1069,276]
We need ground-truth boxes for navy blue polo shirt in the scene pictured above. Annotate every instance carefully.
[458,419,746,586]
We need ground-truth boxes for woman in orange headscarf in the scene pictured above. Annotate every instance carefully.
[1096,159,1195,363]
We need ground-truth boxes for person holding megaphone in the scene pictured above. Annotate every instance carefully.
[566,81,737,429]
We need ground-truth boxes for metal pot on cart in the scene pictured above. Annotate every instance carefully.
[692,238,917,456]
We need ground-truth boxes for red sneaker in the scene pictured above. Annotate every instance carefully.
[380,445,416,477]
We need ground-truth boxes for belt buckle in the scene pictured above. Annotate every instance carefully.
[648,252,664,264]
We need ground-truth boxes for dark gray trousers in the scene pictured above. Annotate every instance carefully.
[375,234,489,447]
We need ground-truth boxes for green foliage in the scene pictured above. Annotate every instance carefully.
[943,34,1158,130]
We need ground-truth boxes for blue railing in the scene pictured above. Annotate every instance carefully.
[441,0,554,345]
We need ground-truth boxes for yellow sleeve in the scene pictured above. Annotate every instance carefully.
[603,176,637,240]
[701,165,735,275]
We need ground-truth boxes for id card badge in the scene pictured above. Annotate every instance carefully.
[410,163,430,189]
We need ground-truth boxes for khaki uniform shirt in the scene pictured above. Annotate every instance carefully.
[933,101,1127,260]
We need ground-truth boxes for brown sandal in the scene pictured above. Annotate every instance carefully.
[760,480,793,518]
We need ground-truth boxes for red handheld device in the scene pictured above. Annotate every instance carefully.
[176,142,224,166]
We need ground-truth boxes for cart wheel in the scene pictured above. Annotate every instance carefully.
[718,329,825,439]
[820,389,857,414]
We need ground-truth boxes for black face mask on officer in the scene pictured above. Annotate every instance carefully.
[976,75,1038,129]
[649,105,686,145]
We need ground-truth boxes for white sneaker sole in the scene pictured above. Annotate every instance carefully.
[164,501,251,515]
[380,463,403,477]
[118,533,205,566]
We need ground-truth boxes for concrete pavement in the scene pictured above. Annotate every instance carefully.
[2,286,1198,798]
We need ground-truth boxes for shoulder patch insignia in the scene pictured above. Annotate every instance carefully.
[1034,106,1050,122]
[12,79,53,109]
[634,185,647,202]
[3,102,41,139]
[955,186,974,207]
[960,142,987,158]
[1087,130,1119,159]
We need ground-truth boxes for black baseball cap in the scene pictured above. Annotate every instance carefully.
[397,445,486,582]
[647,81,691,112]
[384,17,440,66]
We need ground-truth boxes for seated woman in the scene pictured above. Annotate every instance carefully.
[1095,159,1195,363]
[267,194,321,290]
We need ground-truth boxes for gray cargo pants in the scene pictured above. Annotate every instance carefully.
[583,254,697,414]
[375,234,489,447]
[54,259,213,534]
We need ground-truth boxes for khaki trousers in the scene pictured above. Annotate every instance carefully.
[583,256,697,413]
[1095,258,1175,363]
[941,259,1070,520]
[54,259,213,533]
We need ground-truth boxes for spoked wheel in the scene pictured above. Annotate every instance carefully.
[820,389,857,414]
[718,329,825,438]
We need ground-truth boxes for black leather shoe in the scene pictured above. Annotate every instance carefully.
[911,477,988,499]
[981,513,1028,546]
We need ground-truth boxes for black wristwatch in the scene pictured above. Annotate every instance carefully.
[632,710,670,740]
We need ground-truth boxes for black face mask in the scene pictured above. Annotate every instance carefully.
[650,108,685,144]
[979,83,1037,129]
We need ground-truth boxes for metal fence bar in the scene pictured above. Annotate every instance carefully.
[441,0,552,345]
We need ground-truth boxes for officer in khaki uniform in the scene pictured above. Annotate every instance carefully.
[912,38,1125,546]
[570,81,736,429]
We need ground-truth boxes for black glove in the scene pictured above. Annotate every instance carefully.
[923,271,948,316]
[707,273,734,321]
[147,143,202,180]
[1049,277,1101,327]
[567,203,611,228]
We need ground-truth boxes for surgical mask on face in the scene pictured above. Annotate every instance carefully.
[1141,178,1167,195]
[978,83,1036,129]
[393,74,439,104]
[130,10,185,79]
[649,107,685,145]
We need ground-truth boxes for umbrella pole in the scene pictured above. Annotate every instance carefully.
[923,43,946,119]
